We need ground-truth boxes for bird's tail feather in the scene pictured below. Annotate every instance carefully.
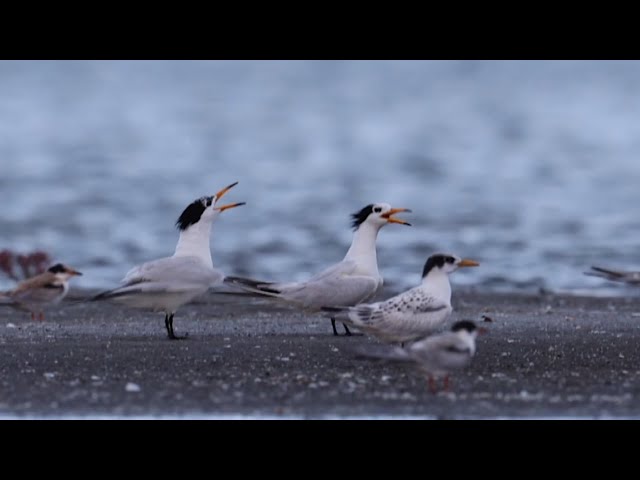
[584,266,626,280]
[223,276,282,297]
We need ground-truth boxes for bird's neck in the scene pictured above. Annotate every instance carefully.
[421,269,452,303]
[344,223,381,275]
[173,220,214,268]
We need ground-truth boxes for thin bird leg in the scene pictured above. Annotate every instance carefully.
[428,375,437,394]
[166,313,187,340]
[443,375,450,392]
[330,317,353,336]
[331,318,339,336]
[38,311,44,321]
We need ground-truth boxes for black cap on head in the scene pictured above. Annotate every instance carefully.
[451,320,477,333]
[48,263,66,274]
[176,196,214,231]
[351,204,375,230]
[421,254,456,277]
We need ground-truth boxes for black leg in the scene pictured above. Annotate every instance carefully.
[166,313,187,340]
[164,313,171,338]
[331,317,339,336]
[342,323,352,336]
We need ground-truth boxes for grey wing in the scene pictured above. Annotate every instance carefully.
[341,289,450,341]
[391,287,449,313]
[121,257,223,287]
[364,288,449,321]
[274,259,357,290]
[351,344,412,362]
[305,260,358,283]
[10,284,65,305]
[410,334,473,372]
[279,260,379,308]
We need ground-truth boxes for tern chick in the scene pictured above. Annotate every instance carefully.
[356,320,485,392]
[0,263,82,320]
[323,253,479,344]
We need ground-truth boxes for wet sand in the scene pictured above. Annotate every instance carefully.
[1,289,640,419]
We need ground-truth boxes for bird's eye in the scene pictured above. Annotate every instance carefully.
[447,257,455,263]
[373,207,382,213]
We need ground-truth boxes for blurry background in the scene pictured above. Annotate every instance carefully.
[0,60,639,294]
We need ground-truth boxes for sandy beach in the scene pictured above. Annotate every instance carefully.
[1,289,639,419]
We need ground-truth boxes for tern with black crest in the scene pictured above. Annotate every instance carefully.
[93,182,245,340]
[224,203,412,335]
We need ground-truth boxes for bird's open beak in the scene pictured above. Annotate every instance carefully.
[214,181,239,203]
[458,259,480,268]
[215,202,246,212]
[381,208,412,226]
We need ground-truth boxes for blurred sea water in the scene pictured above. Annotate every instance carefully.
[1,60,640,295]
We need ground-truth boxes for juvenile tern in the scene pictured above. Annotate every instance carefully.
[93,182,245,340]
[584,266,640,285]
[224,203,411,335]
[0,263,82,320]
[355,320,485,392]
[323,254,479,343]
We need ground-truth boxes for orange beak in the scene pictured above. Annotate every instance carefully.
[215,202,246,212]
[381,208,412,226]
[214,181,239,202]
[68,269,83,276]
[458,259,480,268]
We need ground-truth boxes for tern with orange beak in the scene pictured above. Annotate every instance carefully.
[93,182,245,340]
[0,263,82,320]
[323,254,480,343]
[224,203,411,335]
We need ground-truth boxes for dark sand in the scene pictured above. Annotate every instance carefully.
[1,289,640,419]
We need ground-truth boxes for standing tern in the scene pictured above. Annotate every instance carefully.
[224,203,412,335]
[323,254,479,343]
[93,182,245,340]
[0,263,83,320]
[355,320,485,392]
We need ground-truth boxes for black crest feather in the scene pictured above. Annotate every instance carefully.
[351,204,375,230]
[175,196,214,231]
[421,254,456,278]
[451,320,477,333]
[48,263,66,273]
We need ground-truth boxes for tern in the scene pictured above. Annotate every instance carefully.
[355,320,485,392]
[93,182,245,340]
[0,263,82,320]
[224,203,411,335]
